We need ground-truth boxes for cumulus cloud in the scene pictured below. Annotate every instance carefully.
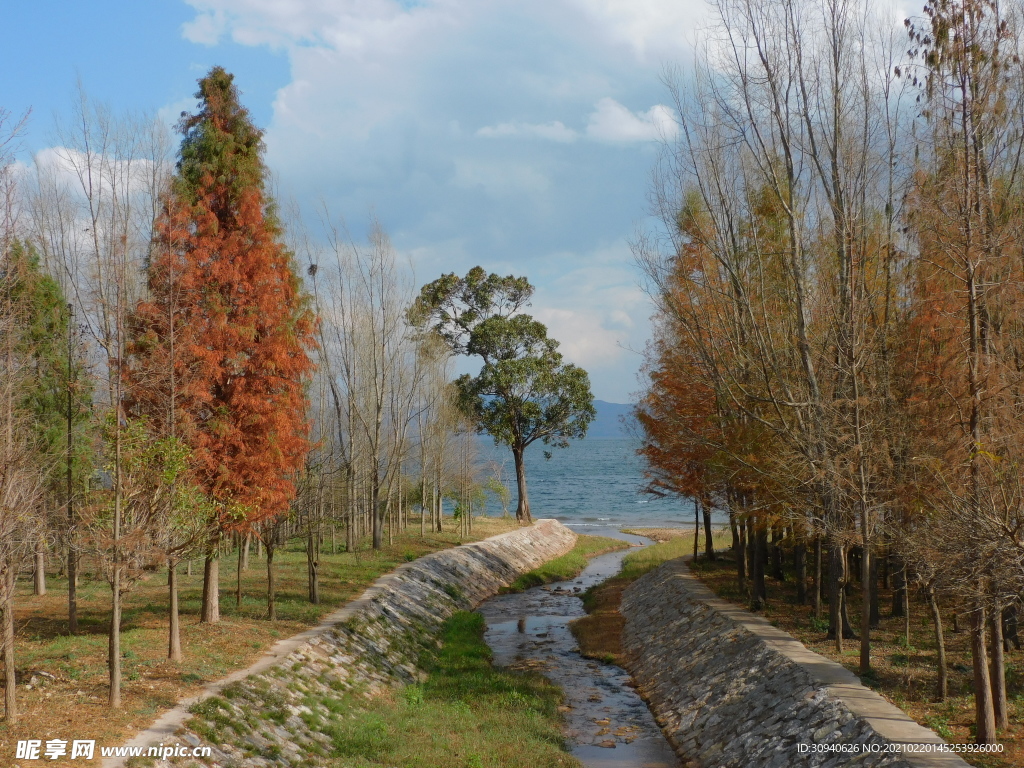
[585,97,677,143]
[175,0,700,399]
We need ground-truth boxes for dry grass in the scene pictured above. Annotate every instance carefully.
[690,552,1024,768]
[569,579,627,665]
[0,516,518,766]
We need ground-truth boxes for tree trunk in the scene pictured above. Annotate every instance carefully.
[66,344,77,633]
[795,541,807,604]
[813,535,822,620]
[736,519,746,592]
[892,559,907,618]
[371,469,383,550]
[240,533,250,572]
[860,542,872,676]
[512,446,531,524]
[168,562,182,662]
[751,519,767,611]
[869,553,881,628]
[201,547,220,624]
[771,525,784,581]
[828,542,844,651]
[693,500,700,559]
[842,579,857,640]
[4,566,17,722]
[307,526,319,605]
[67,537,77,633]
[267,545,276,621]
[108,569,121,708]
[927,585,947,701]
[990,594,1007,730]
[420,473,427,538]
[971,601,997,745]
[33,535,45,596]
[702,503,716,561]
[745,518,755,600]
[236,537,244,610]
[1004,605,1020,651]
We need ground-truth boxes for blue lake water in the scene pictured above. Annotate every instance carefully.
[477,437,729,531]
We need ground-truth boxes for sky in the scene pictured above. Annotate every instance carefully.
[1,0,713,402]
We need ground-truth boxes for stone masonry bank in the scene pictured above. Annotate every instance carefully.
[108,519,576,768]
[621,558,973,768]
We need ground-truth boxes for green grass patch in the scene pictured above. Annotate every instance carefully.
[619,529,732,580]
[322,612,581,768]
[502,534,629,593]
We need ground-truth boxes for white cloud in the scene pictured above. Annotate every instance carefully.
[568,0,707,60]
[182,0,706,59]
[182,0,464,55]
[181,7,229,45]
[477,121,578,143]
[175,0,698,401]
[31,146,170,199]
[585,97,677,143]
[475,100,679,146]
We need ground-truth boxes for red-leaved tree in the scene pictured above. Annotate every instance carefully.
[133,68,316,624]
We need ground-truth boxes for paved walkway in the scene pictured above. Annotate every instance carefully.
[659,558,971,767]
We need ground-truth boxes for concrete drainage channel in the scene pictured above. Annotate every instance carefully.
[105,519,577,767]
[111,525,974,768]
[478,542,680,767]
[620,558,973,768]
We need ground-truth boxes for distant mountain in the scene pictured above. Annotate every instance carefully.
[586,400,637,439]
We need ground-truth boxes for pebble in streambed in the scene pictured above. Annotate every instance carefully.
[477,545,680,768]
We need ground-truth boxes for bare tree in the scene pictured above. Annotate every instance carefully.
[29,85,170,707]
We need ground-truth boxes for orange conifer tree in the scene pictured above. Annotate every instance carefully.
[133,67,316,624]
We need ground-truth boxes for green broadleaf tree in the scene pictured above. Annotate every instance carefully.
[414,267,595,523]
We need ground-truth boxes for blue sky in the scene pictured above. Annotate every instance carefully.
[2,0,709,402]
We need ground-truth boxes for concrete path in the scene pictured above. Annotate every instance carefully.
[102,522,558,768]
[666,558,972,768]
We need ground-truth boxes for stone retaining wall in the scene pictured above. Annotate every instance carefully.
[620,558,972,768]
[115,519,576,768]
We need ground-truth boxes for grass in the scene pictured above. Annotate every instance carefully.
[569,527,732,665]
[501,534,630,593]
[0,516,519,766]
[689,551,1024,768]
[316,612,582,768]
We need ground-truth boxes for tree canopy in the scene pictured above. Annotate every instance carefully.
[128,66,317,625]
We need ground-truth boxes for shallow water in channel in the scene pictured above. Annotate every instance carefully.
[476,535,680,768]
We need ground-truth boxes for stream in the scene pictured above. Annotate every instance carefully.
[477,534,680,768]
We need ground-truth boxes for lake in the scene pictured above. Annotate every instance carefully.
[477,437,729,531]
